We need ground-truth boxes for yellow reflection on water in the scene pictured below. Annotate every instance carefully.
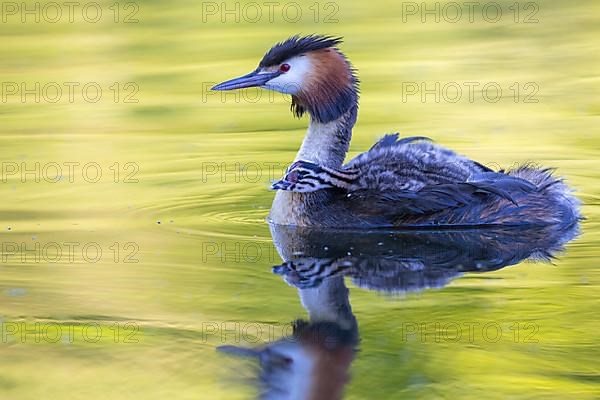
[0,0,599,398]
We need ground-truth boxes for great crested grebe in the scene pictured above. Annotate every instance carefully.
[212,35,581,228]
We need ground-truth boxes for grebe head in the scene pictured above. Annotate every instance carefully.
[212,34,359,123]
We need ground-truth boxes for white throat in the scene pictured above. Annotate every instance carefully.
[295,117,347,168]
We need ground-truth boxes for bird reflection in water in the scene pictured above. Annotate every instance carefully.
[218,224,578,400]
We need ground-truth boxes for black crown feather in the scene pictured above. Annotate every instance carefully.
[259,34,343,68]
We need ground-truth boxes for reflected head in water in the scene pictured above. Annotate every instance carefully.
[218,223,578,399]
[219,319,356,400]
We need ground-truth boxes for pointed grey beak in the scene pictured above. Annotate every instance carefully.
[211,69,281,91]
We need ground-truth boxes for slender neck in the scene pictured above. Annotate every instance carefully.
[295,105,357,168]
[298,275,357,332]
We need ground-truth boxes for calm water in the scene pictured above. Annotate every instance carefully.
[0,0,599,398]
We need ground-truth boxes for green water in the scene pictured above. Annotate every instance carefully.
[0,0,598,398]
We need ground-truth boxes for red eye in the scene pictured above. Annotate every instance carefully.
[280,63,291,72]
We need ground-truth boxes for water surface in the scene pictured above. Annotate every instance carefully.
[0,0,598,398]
